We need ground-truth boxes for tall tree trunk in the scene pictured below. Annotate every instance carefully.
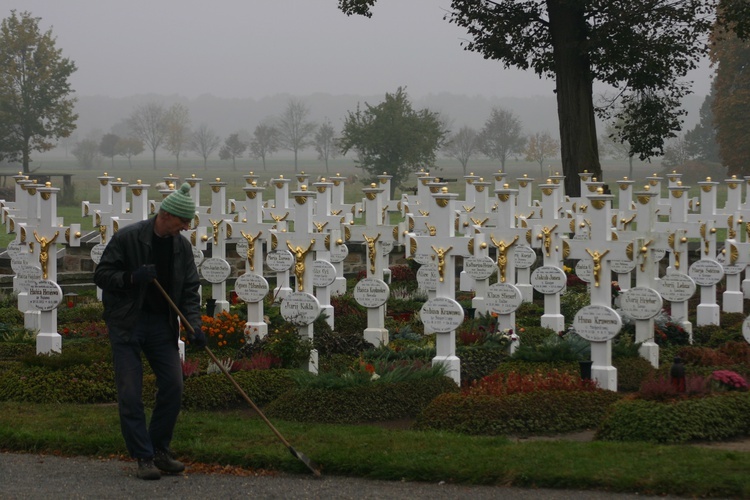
[548,0,601,198]
[152,149,157,170]
[22,139,30,173]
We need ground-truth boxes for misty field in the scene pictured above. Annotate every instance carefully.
[11,151,675,208]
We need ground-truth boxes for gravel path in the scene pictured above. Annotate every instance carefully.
[0,451,675,499]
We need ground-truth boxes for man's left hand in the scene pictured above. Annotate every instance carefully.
[189,327,207,348]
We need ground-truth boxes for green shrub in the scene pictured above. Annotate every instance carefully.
[18,343,111,369]
[177,369,296,410]
[264,376,458,424]
[613,357,658,392]
[415,390,621,435]
[313,326,371,357]
[691,324,743,347]
[386,322,427,348]
[318,353,358,375]
[560,289,590,324]
[720,312,746,332]
[238,323,312,369]
[293,359,447,389]
[596,392,750,444]
[0,307,24,327]
[0,343,34,360]
[0,326,36,344]
[329,294,368,336]
[515,302,544,329]
[0,362,117,403]
[612,331,642,359]
[363,345,435,363]
[457,344,506,383]
[57,302,105,324]
[516,326,557,349]
[510,331,589,362]
[0,293,19,310]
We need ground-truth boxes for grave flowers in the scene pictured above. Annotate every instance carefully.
[710,369,749,391]
[181,311,247,349]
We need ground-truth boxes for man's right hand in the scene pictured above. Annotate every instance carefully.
[132,265,157,284]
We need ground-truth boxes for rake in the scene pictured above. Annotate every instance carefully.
[152,280,322,477]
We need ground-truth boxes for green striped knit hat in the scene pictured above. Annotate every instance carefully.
[160,182,196,219]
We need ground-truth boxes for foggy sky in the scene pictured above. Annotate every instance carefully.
[7,0,714,101]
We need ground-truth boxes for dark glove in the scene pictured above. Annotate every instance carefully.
[132,265,157,285]
[189,326,207,348]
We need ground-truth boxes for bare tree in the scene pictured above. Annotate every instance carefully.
[219,133,248,171]
[443,126,479,175]
[164,103,191,170]
[249,121,280,171]
[189,123,220,170]
[524,131,560,178]
[128,101,168,170]
[58,133,77,157]
[314,119,338,173]
[661,136,691,170]
[477,107,526,172]
[277,99,317,172]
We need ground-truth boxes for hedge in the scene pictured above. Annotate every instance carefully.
[414,390,621,436]
[264,376,459,424]
[596,392,750,444]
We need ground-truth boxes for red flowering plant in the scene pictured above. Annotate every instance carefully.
[465,370,599,397]
[181,358,202,379]
[388,264,416,282]
[339,357,437,385]
[710,370,749,392]
[60,321,109,339]
[232,353,282,371]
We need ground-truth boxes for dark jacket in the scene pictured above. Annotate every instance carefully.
[93,217,202,342]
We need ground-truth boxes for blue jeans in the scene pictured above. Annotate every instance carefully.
[109,311,183,459]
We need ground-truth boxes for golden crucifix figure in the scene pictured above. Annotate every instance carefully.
[99,224,107,244]
[362,233,381,274]
[425,222,437,236]
[431,245,453,282]
[490,234,519,283]
[639,240,653,272]
[34,230,59,279]
[313,221,328,233]
[287,239,315,291]
[619,214,636,231]
[209,219,224,246]
[537,224,558,257]
[470,217,490,227]
[240,230,262,271]
[270,212,289,223]
[585,248,610,287]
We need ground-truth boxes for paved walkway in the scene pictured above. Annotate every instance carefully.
[1,452,672,499]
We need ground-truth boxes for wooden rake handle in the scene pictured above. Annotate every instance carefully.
[150,279,321,476]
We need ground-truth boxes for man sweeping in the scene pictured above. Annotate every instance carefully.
[94,182,206,480]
